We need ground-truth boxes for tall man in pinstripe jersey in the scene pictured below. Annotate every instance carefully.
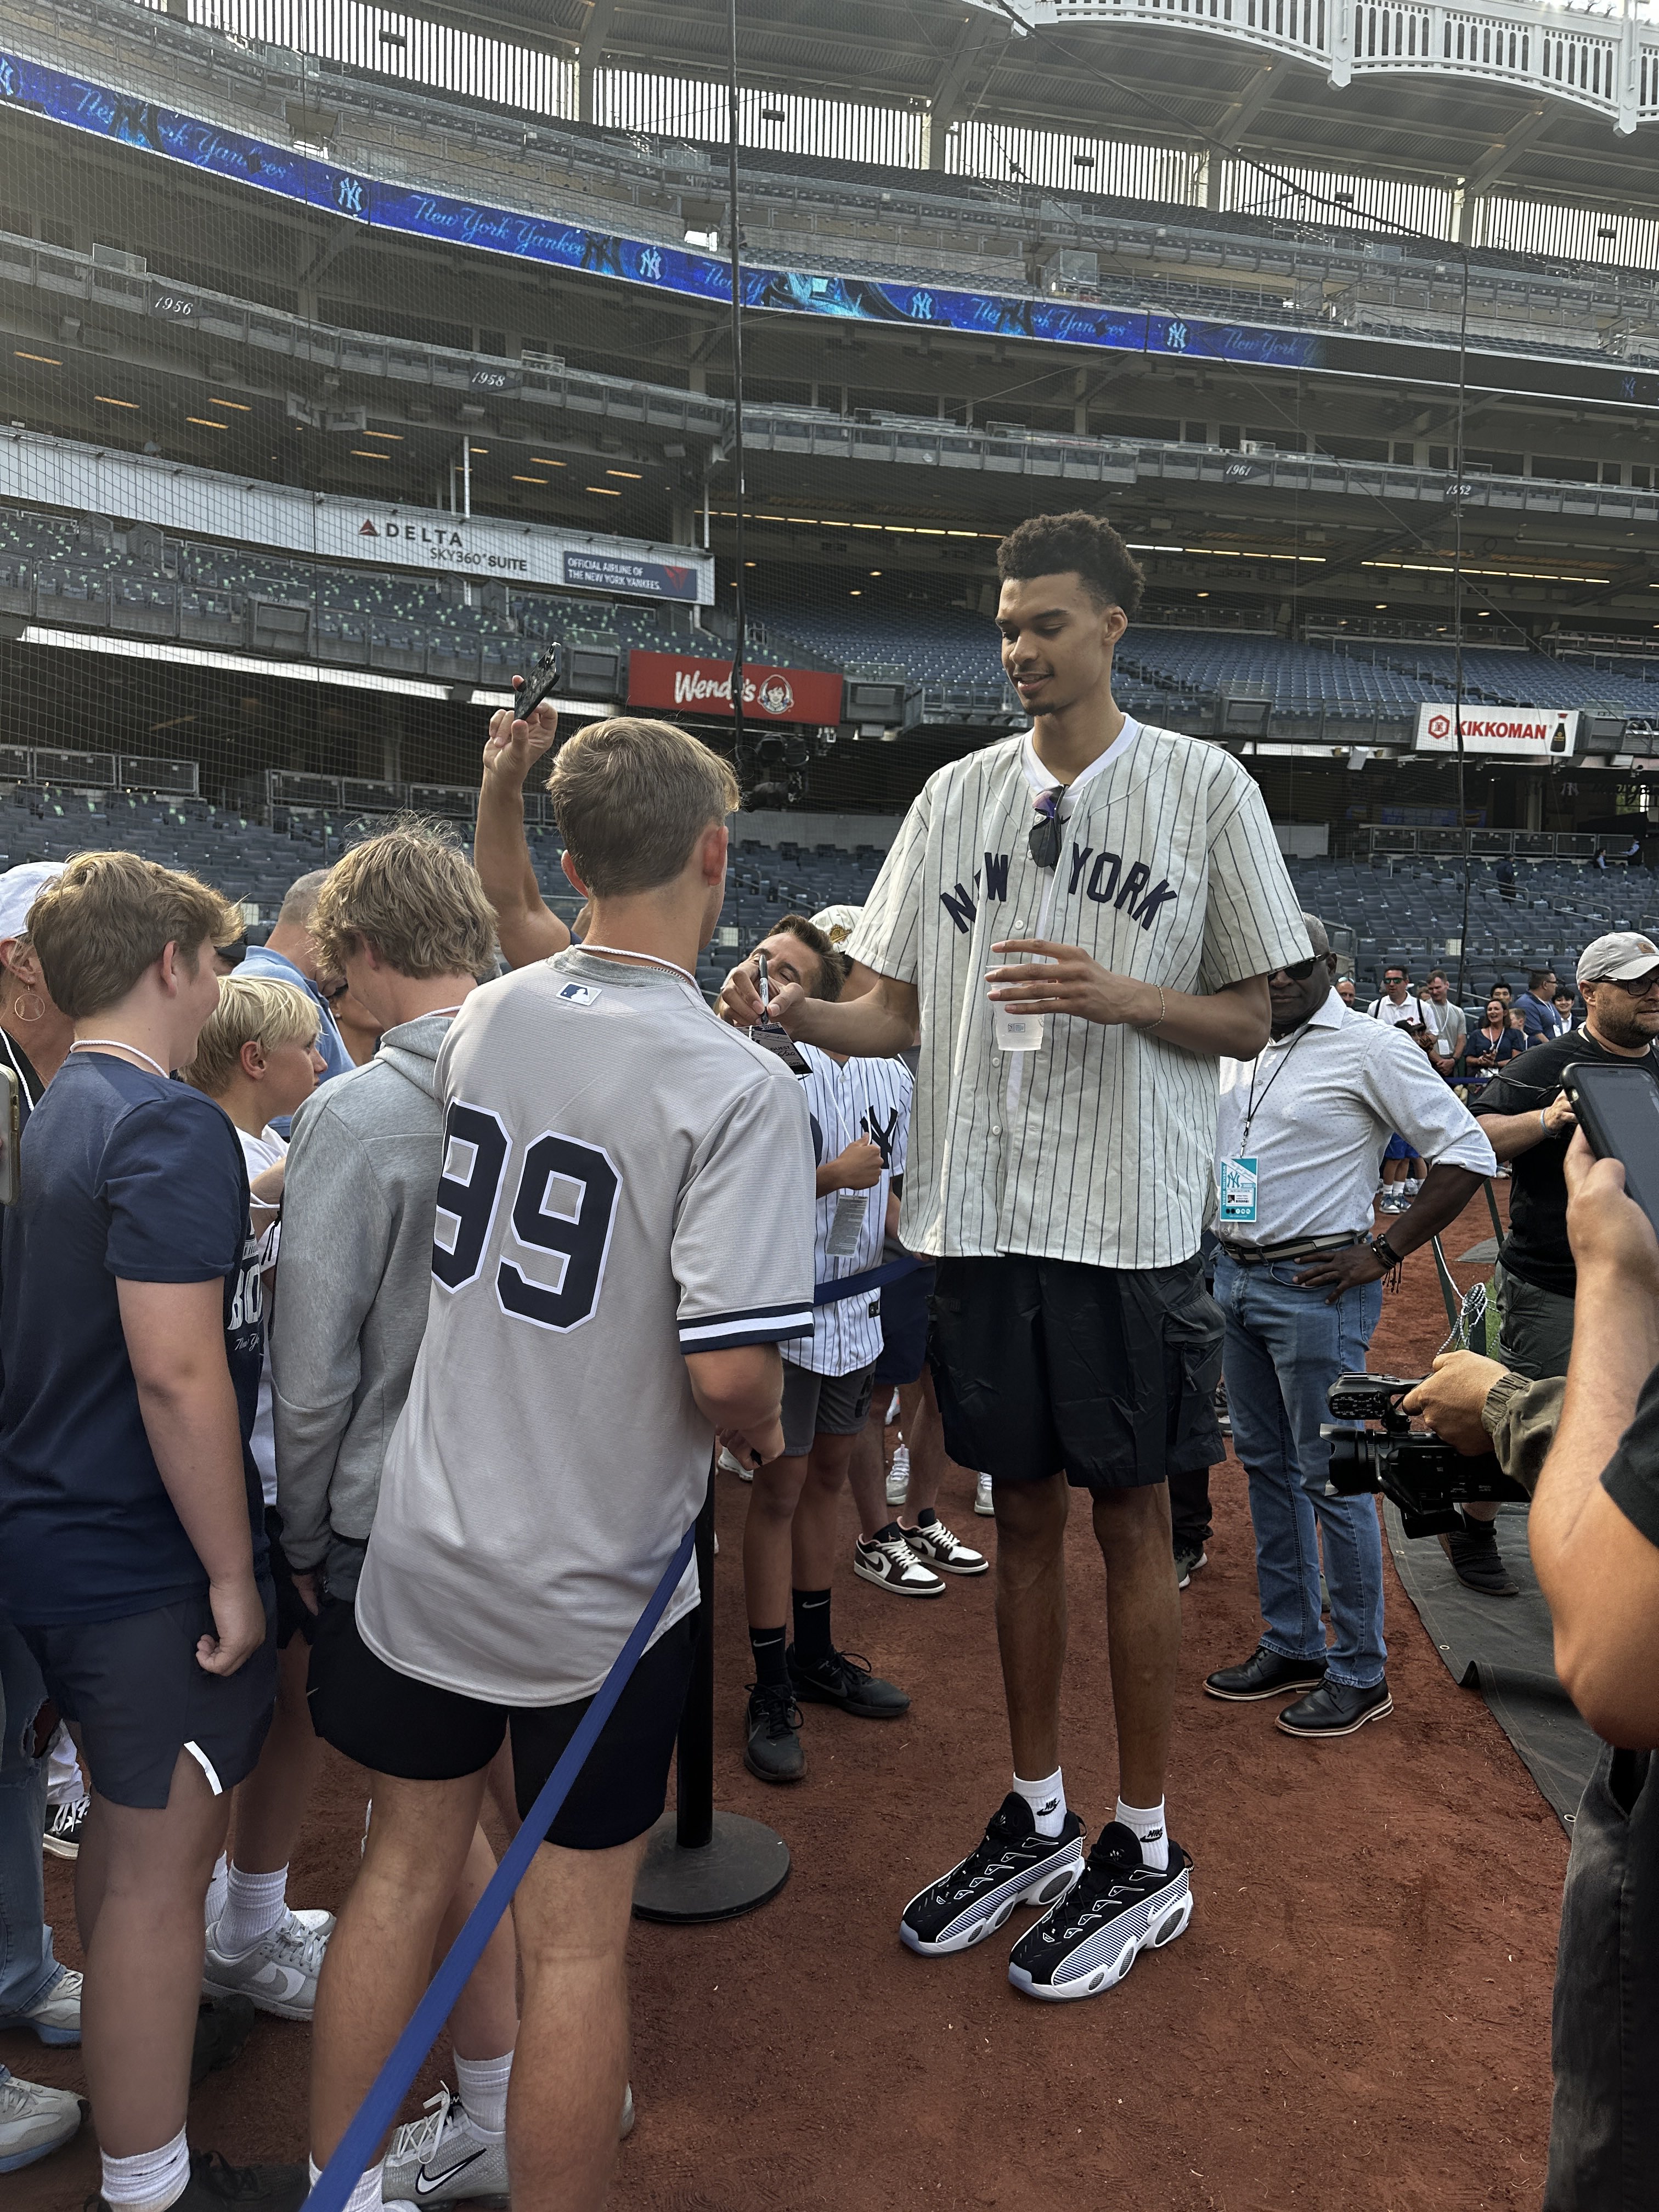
[723,511,1309,2002]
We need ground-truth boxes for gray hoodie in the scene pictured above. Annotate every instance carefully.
[270,1011,451,1599]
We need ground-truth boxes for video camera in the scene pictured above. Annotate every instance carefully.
[1322,1373,1528,1539]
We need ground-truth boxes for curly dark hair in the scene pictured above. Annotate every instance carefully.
[996,510,1145,620]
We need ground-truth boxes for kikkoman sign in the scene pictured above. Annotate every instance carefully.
[1414,705,1578,761]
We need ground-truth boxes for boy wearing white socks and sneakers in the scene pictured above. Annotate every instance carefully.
[187,977,335,2021]
[0,856,302,2211]
[270,829,522,2212]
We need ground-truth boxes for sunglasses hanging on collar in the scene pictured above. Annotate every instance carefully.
[1028,785,1065,871]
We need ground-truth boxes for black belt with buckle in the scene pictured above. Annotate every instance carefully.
[1218,1233,1368,1268]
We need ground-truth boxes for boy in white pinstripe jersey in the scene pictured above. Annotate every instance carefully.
[723,511,1309,2001]
[738,916,919,1785]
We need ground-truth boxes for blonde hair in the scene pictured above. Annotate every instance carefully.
[184,976,320,1097]
[312,822,497,980]
[27,851,238,1019]
[548,718,739,896]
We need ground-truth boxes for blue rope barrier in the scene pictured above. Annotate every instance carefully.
[812,1252,924,1308]
[302,1518,698,2212]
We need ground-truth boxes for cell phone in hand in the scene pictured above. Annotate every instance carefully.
[1561,1061,1659,1237]
[512,643,561,723]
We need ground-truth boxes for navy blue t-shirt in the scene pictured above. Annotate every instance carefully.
[0,1052,267,1626]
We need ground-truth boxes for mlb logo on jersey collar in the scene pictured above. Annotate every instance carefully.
[557,981,601,1005]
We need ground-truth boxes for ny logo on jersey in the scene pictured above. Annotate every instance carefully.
[938,847,1176,935]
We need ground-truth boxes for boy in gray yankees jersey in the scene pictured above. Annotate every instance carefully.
[724,510,1308,2004]
[314,719,815,2212]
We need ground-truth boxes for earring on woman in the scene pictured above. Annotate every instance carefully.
[12,991,44,1024]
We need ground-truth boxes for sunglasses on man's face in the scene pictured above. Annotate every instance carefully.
[1271,957,1318,982]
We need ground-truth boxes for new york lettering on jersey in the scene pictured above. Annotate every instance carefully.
[847,723,1309,1271]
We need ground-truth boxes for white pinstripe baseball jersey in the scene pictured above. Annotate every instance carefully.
[844,721,1310,1271]
[792,1045,912,1379]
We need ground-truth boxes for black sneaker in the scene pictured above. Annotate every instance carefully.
[89,2150,309,2211]
[189,1994,257,2086]
[900,1793,1086,1956]
[1007,1822,1193,2002]
[1173,1542,1207,1590]
[1438,1511,1519,1597]
[743,1682,805,1784]
[787,1644,909,1719]
[43,1798,89,1861]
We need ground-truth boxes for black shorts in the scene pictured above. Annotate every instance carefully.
[20,1585,278,1810]
[871,1259,935,1387]
[307,1599,696,1851]
[929,1252,1224,1492]
[264,1506,315,1651]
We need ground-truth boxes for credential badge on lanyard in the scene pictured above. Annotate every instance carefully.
[1219,1155,1259,1224]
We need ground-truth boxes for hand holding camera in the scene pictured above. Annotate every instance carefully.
[1402,1351,1509,1458]
[1322,1372,1528,1536]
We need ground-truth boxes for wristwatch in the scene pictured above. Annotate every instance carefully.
[1368,1231,1403,1269]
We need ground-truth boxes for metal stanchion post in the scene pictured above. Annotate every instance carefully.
[633,1477,791,1923]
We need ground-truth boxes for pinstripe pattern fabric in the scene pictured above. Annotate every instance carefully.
[793,1044,912,1378]
[844,723,1310,1269]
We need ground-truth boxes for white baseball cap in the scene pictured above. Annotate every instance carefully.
[1576,931,1659,985]
[0,861,65,946]
[810,903,862,947]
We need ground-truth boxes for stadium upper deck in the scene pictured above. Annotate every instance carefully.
[3,0,1658,834]
[9,0,1659,366]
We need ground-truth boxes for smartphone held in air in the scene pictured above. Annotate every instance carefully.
[511,644,561,723]
[1561,1061,1659,1236]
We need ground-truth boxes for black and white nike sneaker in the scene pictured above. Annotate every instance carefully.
[1007,1821,1193,2002]
[900,1793,1086,1956]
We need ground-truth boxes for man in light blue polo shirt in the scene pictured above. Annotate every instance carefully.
[238,873,352,1132]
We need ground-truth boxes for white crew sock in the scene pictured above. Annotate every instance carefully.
[215,1863,290,1955]
[1012,1768,1066,1841]
[205,1851,230,1932]
[101,2127,191,2212]
[1116,1797,1170,1872]
[455,2049,514,2140]
[309,2157,386,2212]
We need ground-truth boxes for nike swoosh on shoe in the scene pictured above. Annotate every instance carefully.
[415,2149,487,2194]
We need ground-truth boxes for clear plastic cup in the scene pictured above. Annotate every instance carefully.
[992,1001,1046,1052]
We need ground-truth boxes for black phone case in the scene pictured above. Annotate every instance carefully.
[1562,1063,1659,1235]
[513,645,560,720]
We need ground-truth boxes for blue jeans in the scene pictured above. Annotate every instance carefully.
[1215,1254,1387,1690]
[0,1620,64,2018]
